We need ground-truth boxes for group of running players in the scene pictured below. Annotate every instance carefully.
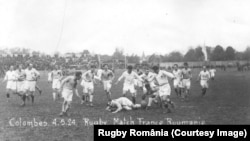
[2,62,216,116]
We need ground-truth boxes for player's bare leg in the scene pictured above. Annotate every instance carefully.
[60,100,67,116]
[64,102,71,116]
[105,90,112,104]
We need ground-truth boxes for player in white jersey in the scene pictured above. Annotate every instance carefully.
[115,65,143,104]
[106,97,141,113]
[24,64,40,104]
[152,65,175,113]
[140,67,159,108]
[59,72,82,116]
[81,65,96,106]
[134,68,144,88]
[172,64,183,97]
[197,66,211,96]
[209,66,216,80]
[48,65,63,101]
[101,64,114,104]
[2,66,17,102]
[181,62,192,101]
[15,64,27,106]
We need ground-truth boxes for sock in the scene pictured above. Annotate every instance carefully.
[22,95,26,104]
[6,93,10,98]
[175,88,178,95]
[82,95,85,101]
[31,95,34,103]
[132,96,136,104]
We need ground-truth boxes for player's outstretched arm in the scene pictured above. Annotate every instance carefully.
[112,102,122,113]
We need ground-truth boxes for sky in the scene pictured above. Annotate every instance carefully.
[0,0,250,55]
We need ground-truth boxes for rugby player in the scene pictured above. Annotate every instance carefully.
[115,65,143,104]
[152,65,175,113]
[106,97,141,113]
[59,71,82,116]
[100,64,114,104]
[48,65,63,101]
[197,66,211,96]
[181,62,192,101]
[24,64,40,104]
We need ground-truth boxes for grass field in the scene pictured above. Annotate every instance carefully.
[0,69,249,141]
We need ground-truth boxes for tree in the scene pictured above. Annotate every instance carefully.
[194,46,204,61]
[167,51,183,62]
[243,46,250,60]
[225,46,236,60]
[148,54,161,64]
[184,48,196,61]
[211,45,225,61]
[127,54,140,64]
[112,47,124,60]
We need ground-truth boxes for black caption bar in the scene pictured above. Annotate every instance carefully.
[94,125,250,141]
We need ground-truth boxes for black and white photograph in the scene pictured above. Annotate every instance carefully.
[0,0,250,140]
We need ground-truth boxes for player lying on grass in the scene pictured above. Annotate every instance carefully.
[106,97,141,113]
[59,71,82,116]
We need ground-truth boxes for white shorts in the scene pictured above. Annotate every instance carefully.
[158,84,171,97]
[52,79,61,89]
[123,83,136,94]
[173,79,183,88]
[82,81,94,93]
[134,79,143,87]
[17,81,25,92]
[103,80,112,91]
[24,81,36,92]
[182,79,191,89]
[200,80,209,88]
[62,89,73,102]
[6,81,17,90]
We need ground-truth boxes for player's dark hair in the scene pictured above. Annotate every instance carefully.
[91,65,96,68]
[127,65,133,70]
[152,65,159,71]
[184,62,188,66]
[75,71,82,77]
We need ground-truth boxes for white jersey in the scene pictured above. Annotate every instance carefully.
[113,97,133,107]
[50,70,63,80]
[25,68,40,81]
[95,69,103,81]
[4,70,17,81]
[209,69,216,76]
[154,70,174,86]
[199,70,210,81]
[82,70,95,82]
[118,71,142,85]
[172,69,182,80]
[16,69,26,81]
